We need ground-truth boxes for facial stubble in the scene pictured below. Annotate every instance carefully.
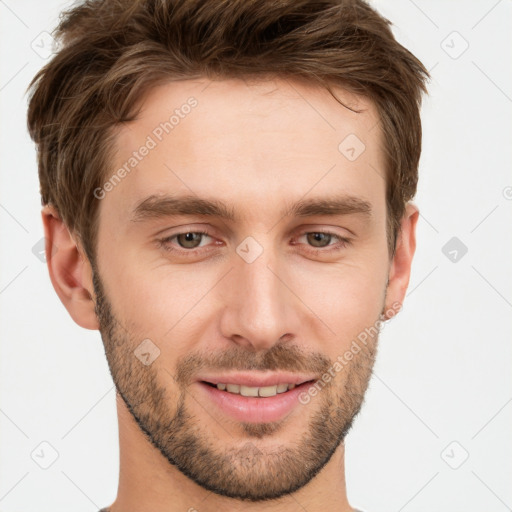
[91,264,381,501]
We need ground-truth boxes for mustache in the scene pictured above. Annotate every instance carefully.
[174,343,332,387]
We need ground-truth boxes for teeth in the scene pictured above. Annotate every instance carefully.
[240,385,259,397]
[226,384,240,393]
[276,383,288,393]
[216,382,297,396]
[258,385,277,397]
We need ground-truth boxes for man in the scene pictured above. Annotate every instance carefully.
[27,0,429,510]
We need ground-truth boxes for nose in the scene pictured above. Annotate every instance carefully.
[218,241,301,351]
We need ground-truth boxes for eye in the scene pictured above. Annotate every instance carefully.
[305,232,335,248]
[157,230,215,255]
[172,231,210,249]
[293,230,352,254]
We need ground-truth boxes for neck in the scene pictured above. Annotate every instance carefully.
[108,397,355,512]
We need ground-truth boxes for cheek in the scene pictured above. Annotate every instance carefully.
[293,258,388,353]
[104,256,220,346]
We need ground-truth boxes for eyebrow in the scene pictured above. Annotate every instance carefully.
[130,193,372,223]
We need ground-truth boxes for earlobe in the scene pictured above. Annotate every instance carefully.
[383,202,419,319]
[41,205,99,330]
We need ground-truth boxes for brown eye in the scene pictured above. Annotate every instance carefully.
[158,230,213,254]
[293,230,351,256]
[175,232,205,249]
[306,232,333,248]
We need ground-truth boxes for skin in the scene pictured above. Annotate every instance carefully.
[42,77,418,512]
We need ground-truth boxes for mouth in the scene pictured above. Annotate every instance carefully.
[196,374,317,424]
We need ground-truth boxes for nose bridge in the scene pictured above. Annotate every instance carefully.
[220,238,298,349]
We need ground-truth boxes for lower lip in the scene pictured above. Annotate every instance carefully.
[197,381,315,423]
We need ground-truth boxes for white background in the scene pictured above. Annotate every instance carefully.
[1,1,511,511]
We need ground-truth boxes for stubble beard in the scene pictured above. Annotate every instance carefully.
[91,265,380,501]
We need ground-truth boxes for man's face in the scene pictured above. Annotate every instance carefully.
[92,77,392,500]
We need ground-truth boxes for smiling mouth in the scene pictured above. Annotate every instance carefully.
[198,377,318,423]
[201,380,315,397]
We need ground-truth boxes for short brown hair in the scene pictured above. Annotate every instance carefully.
[27,0,429,264]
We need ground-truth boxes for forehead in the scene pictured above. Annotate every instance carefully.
[102,77,386,228]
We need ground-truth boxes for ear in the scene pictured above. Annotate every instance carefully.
[383,202,419,319]
[41,205,99,330]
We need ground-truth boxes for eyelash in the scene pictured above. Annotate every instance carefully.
[156,229,351,257]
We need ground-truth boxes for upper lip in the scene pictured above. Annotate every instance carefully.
[197,372,317,387]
